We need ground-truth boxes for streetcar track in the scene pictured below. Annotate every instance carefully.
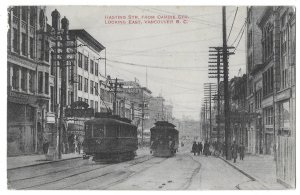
[12,155,152,190]
[182,154,202,190]
[100,157,169,190]
[8,162,93,182]
[54,156,157,190]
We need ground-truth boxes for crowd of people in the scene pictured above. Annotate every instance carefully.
[191,140,245,163]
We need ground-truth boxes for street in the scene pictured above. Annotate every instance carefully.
[8,144,262,190]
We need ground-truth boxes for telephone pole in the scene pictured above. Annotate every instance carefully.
[204,83,217,142]
[222,6,235,160]
[208,47,224,142]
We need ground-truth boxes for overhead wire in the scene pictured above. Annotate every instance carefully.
[227,7,239,42]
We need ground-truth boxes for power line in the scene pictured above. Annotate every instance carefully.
[233,24,246,53]
[227,7,239,41]
[230,21,246,46]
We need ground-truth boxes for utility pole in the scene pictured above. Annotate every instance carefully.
[208,47,224,142]
[141,88,144,146]
[222,6,235,160]
[108,77,123,115]
[204,83,217,142]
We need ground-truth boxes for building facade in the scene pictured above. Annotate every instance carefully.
[7,6,51,156]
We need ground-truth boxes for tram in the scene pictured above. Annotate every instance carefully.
[83,113,138,162]
[150,121,179,157]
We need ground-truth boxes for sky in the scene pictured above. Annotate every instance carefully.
[46,6,247,120]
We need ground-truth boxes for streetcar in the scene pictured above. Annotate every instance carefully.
[150,121,179,157]
[83,113,138,162]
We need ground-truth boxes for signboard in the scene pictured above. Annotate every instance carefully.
[120,88,141,94]
[216,112,260,123]
[65,108,94,118]
[8,90,36,105]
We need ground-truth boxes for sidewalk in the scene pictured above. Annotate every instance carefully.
[7,153,82,170]
[220,154,287,190]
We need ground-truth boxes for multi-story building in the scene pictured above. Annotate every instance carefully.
[246,6,265,154]
[249,6,295,187]
[7,6,51,156]
[274,6,295,188]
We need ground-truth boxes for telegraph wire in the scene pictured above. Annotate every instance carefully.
[233,23,246,53]
[227,7,239,41]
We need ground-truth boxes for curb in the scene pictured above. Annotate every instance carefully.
[218,156,269,189]
[7,156,82,170]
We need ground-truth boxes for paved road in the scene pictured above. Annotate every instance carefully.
[7,144,265,190]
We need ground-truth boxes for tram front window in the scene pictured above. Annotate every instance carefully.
[106,125,118,137]
[93,124,104,137]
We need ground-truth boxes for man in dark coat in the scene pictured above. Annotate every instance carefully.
[239,143,245,160]
[203,141,210,156]
[43,139,49,154]
[231,141,238,163]
[199,142,203,155]
[192,141,197,156]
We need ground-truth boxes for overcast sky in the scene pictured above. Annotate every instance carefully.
[46,6,246,120]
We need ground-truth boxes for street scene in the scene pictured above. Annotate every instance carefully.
[7,5,296,190]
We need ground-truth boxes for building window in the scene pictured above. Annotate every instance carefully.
[90,80,94,94]
[262,25,273,62]
[95,82,99,95]
[264,106,273,125]
[29,7,35,26]
[90,60,94,74]
[44,41,49,62]
[13,28,19,53]
[21,7,28,22]
[21,68,27,91]
[278,100,290,130]
[280,13,289,90]
[50,86,54,112]
[29,37,34,59]
[84,78,88,93]
[262,67,273,97]
[13,6,20,18]
[255,89,262,109]
[84,56,88,71]
[78,75,82,91]
[29,70,34,93]
[38,71,43,94]
[50,52,55,76]
[21,33,27,56]
[95,62,98,76]
[12,66,19,90]
[45,72,49,94]
[95,101,98,112]
[90,100,94,108]
[78,52,83,68]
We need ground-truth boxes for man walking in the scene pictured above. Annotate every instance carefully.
[239,143,245,160]
[192,141,197,156]
[231,141,238,163]
[199,142,203,155]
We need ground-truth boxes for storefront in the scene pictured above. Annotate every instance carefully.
[7,90,48,156]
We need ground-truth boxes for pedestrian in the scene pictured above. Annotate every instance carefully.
[196,142,201,155]
[239,143,245,160]
[199,142,203,155]
[192,141,197,156]
[74,135,78,154]
[231,141,238,163]
[203,141,209,156]
[77,141,81,154]
[42,139,49,154]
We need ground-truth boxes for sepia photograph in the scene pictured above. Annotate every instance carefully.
[5,2,296,190]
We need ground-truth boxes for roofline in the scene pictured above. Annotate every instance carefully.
[69,29,105,52]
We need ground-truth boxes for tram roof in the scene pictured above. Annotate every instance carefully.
[85,118,136,127]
